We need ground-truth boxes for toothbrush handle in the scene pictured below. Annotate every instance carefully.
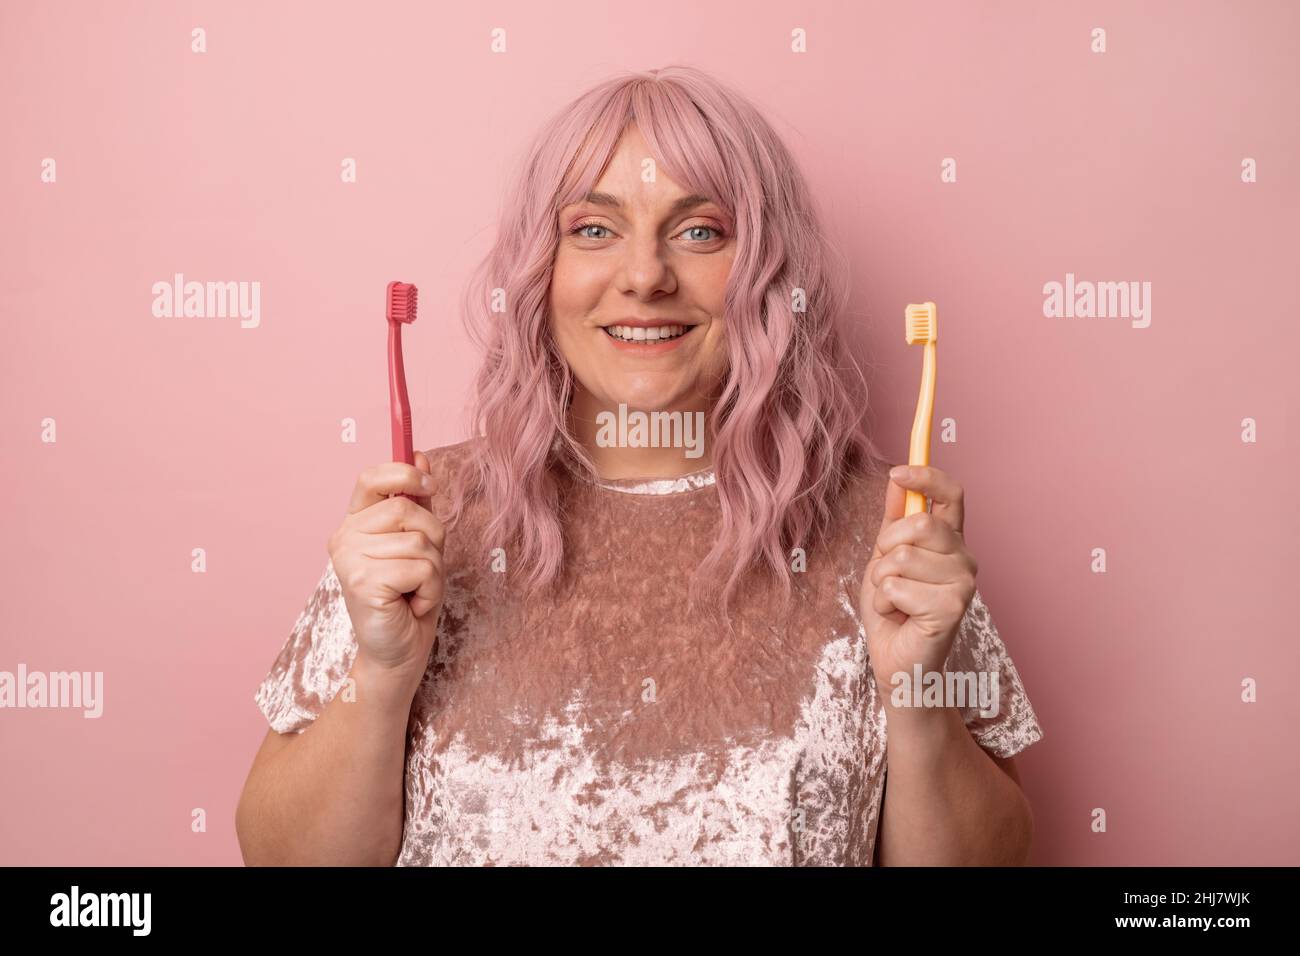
[388,321,416,501]
[904,342,936,516]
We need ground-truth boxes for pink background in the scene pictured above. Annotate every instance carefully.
[2,0,1297,865]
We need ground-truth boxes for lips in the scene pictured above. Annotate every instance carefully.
[599,322,698,352]
[603,323,691,343]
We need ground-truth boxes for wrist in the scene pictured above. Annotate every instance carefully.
[874,667,961,724]
[877,682,964,756]
[351,652,425,712]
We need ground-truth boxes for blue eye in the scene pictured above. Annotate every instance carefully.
[566,220,727,242]
[571,222,610,239]
[682,225,718,241]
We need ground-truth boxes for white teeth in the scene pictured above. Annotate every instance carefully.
[604,324,689,342]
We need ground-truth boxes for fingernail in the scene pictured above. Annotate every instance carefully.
[889,466,909,480]
[421,474,436,490]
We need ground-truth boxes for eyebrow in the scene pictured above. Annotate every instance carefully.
[576,191,716,214]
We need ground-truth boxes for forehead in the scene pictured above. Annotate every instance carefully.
[564,126,715,213]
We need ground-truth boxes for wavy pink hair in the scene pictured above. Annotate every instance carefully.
[446,64,887,620]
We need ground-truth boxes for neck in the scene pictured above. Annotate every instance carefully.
[568,392,714,480]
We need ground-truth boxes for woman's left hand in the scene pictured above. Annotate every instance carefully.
[860,465,979,690]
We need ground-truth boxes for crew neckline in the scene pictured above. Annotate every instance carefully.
[558,454,717,497]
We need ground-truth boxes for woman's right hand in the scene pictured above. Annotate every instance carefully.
[326,451,448,690]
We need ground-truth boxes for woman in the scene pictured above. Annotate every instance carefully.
[235,65,1043,866]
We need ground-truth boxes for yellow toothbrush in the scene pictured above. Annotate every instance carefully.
[904,301,937,517]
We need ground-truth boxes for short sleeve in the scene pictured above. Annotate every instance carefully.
[254,559,359,734]
[942,589,1044,759]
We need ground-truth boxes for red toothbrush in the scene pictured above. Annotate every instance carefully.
[386,281,418,500]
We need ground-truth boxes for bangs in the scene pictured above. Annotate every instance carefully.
[554,80,739,228]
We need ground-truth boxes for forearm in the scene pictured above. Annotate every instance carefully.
[236,656,418,866]
[875,693,1033,866]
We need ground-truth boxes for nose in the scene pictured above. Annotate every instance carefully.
[615,231,677,299]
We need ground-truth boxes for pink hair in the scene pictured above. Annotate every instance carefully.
[446,64,888,621]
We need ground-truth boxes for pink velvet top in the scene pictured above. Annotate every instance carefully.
[254,440,1043,865]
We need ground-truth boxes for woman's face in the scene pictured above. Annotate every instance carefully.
[549,125,733,428]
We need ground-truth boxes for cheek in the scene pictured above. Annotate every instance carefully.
[550,251,609,317]
[706,258,734,371]
[688,249,734,310]
[547,262,603,374]
[701,325,729,379]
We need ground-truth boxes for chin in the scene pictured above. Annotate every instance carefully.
[598,385,687,414]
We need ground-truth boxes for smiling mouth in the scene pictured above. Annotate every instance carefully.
[602,324,694,343]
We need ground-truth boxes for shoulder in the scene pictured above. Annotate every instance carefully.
[815,455,891,574]
[418,437,491,552]
[831,454,891,528]
[420,436,484,489]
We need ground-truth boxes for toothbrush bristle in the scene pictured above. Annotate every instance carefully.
[905,301,937,344]
[387,281,419,324]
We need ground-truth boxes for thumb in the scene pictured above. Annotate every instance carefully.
[870,476,907,564]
